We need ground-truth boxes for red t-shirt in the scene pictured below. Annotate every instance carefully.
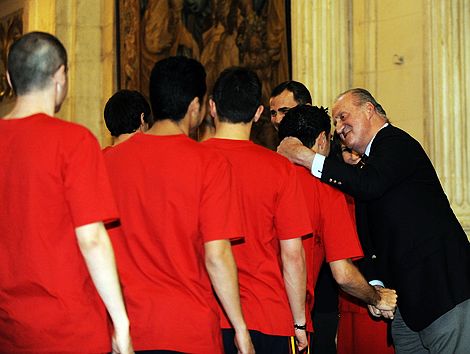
[104,133,242,353]
[0,114,118,353]
[203,138,312,336]
[296,166,363,332]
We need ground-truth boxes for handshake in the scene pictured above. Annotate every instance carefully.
[368,286,398,319]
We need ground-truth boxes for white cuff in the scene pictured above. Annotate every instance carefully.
[310,153,326,178]
[369,280,385,287]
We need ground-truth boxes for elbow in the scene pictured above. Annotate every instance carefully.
[76,223,106,252]
[204,240,232,271]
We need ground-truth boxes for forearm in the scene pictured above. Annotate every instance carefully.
[330,259,380,306]
[281,244,307,325]
[76,222,130,330]
[205,240,247,332]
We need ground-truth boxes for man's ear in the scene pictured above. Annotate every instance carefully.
[6,71,12,89]
[364,101,375,118]
[187,97,200,117]
[209,98,217,118]
[253,105,264,123]
[53,64,67,86]
[313,131,327,153]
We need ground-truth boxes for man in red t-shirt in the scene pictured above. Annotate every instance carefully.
[203,67,312,353]
[0,32,132,353]
[278,105,397,330]
[104,57,253,354]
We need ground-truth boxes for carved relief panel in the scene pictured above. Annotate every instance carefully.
[0,10,23,103]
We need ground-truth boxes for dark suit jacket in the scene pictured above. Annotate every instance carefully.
[321,124,470,331]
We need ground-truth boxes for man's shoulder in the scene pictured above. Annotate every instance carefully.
[38,115,97,142]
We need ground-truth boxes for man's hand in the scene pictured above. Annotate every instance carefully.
[368,304,382,318]
[368,304,396,320]
[234,329,255,354]
[374,286,397,312]
[368,286,397,319]
[111,325,134,354]
[295,328,308,351]
[277,137,314,169]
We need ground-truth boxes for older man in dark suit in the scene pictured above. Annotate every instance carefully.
[278,88,470,353]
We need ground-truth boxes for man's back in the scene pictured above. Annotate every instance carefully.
[104,133,241,353]
[295,165,363,331]
[0,113,117,352]
[203,138,311,336]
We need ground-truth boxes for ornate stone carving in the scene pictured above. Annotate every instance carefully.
[0,10,23,103]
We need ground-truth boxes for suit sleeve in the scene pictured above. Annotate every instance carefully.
[321,128,422,201]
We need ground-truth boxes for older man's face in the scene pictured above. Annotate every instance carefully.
[332,93,373,155]
[269,89,298,130]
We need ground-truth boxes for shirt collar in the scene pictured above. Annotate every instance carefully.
[364,123,389,156]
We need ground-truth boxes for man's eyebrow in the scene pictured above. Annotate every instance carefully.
[278,107,290,112]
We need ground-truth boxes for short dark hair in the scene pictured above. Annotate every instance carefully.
[212,67,262,124]
[270,80,312,105]
[7,31,67,95]
[149,56,206,122]
[338,88,387,117]
[278,105,331,149]
[104,90,151,137]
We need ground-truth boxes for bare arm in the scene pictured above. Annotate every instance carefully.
[204,240,254,354]
[277,137,315,170]
[280,238,307,351]
[75,222,133,354]
[329,258,397,313]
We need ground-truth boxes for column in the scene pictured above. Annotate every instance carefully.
[291,0,351,107]
[425,0,470,234]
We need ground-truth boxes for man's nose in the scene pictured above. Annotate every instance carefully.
[335,120,343,134]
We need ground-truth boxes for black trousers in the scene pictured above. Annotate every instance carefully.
[222,328,303,354]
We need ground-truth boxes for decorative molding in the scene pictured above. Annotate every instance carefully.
[425,0,470,235]
[0,10,23,103]
[291,0,351,107]
[351,0,377,92]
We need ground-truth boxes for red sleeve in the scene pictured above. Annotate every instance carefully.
[321,185,363,262]
[275,164,313,240]
[199,151,243,242]
[63,129,119,227]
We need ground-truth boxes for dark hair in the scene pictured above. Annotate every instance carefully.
[212,67,262,124]
[149,56,206,122]
[338,88,387,117]
[104,90,151,137]
[278,105,331,149]
[270,80,312,105]
[7,31,67,95]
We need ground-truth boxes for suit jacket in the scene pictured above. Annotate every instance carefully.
[321,124,470,331]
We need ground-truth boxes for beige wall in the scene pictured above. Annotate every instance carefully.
[0,0,115,146]
[352,0,425,143]
[292,0,469,236]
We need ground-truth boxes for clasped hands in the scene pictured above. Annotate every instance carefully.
[368,286,398,319]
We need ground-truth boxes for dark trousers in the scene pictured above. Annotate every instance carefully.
[311,311,339,354]
[222,328,301,354]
